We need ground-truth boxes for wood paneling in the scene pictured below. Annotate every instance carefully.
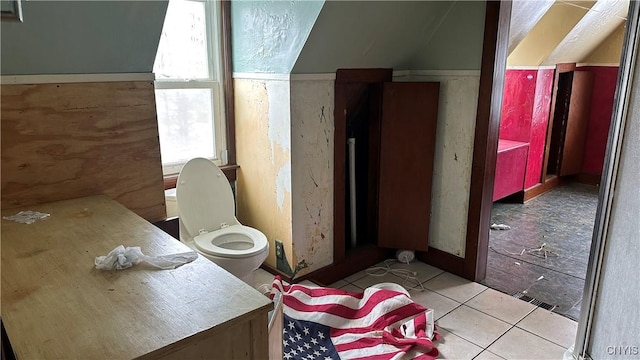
[377,82,439,251]
[1,81,166,222]
[560,71,595,176]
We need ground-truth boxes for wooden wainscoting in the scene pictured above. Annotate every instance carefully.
[1,81,166,222]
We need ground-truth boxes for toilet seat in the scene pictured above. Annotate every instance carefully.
[176,158,238,239]
[193,225,268,258]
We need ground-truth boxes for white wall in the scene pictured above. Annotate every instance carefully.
[396,71,481,257]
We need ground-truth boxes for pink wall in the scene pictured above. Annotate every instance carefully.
[499,70,538,142]
[578,66,619,174]
[524,69,554,188]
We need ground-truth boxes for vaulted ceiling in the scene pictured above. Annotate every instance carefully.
[508,0,629,66]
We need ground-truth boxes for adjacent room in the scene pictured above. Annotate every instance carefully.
[484,0,627,321]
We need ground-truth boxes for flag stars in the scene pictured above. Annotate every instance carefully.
[319,345,328,352]
[295,333,302,341]
[303,326,310,335]
[310,337,318,345]
[288,321,295,330]
[318,331,325,339]
[283,352,292,360]
[314,350,322,356]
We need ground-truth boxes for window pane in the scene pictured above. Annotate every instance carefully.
[154,0,209,79]
[156,89,216,165]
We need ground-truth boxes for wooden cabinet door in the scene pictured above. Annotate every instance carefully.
[560,71,594,176]
[377,82,439,251]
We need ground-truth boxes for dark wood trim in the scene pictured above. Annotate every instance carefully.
[308,246,392,286]
[523,175,562,201]
[416,247,465,276]
[336,69,394,83]
[541,63,577,182]
[221,0,236,166]
[163,164,239,190]
[463,1,511,282]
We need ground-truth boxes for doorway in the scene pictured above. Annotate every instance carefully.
[471,0,627,321]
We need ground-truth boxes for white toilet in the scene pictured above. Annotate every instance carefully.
[176,157,269,285]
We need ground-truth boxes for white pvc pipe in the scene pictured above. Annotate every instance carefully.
[348,138,357,248]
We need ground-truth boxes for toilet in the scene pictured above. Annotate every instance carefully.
[176,157,269,285]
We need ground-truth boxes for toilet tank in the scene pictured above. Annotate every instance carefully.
[165,188,178,218]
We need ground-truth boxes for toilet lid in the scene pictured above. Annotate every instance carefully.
[176,158,237,238]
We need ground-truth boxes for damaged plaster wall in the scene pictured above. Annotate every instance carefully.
[290,78,335,275]
[231,0,324,73]
[395,71,481,257]
[234,78,293,271]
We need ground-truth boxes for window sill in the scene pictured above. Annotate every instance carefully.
[163,164,239,190]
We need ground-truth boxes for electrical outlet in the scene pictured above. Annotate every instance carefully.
[275,240,284,260]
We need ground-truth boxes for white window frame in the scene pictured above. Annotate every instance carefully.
[154,0,227,176]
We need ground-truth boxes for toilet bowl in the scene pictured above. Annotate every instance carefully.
[176,158,268,284]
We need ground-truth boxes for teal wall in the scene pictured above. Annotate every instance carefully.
[408,1,486,70]
[231,0,324,74]
[292,1,455,73]
[0,1,168,75]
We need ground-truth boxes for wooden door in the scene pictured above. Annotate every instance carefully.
[377,82,439,251]
[560,71,594,176]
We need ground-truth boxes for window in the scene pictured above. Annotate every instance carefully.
[153,0,227,176]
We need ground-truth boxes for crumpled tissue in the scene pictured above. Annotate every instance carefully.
[95,245,198,270]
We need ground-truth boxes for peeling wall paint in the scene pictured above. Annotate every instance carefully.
[234,78,293,270]
[397,72,481,258]
[231,1,324,73]
[290,79,334,276]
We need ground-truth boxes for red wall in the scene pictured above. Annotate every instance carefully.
[497,66,618,197]
[499,70,538,142]
[578,66,619,174]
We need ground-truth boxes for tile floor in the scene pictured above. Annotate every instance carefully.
[484,182,599,320]
[253,260,578,360]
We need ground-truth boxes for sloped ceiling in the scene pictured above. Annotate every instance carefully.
[0,1,168,75]
[508,0,629,66]
[292,1,486,73]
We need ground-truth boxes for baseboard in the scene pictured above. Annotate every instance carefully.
[306,246,393,286]
[523,176,562,202]
[416,247,466,277]
[576,173,601,186]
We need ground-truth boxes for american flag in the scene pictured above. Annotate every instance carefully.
[271,277,439,360]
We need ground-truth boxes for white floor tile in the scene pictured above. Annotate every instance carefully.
[343,270,368,283]
[437,305,511,348]
[516,307,578,348]
[408,289,461,320]
[473,350,505,359]
[435,329,483,360]
[423,272,487,303]
[389,260,444,282]
[328,280,348,288]
[487,327,567,360]
[465,288,536,324]
[352,271,416,290]
[297,280,320,287]
[253,268,275,290]
[339,284,364,293]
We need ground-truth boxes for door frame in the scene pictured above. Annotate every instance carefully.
[469,0,639,358]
